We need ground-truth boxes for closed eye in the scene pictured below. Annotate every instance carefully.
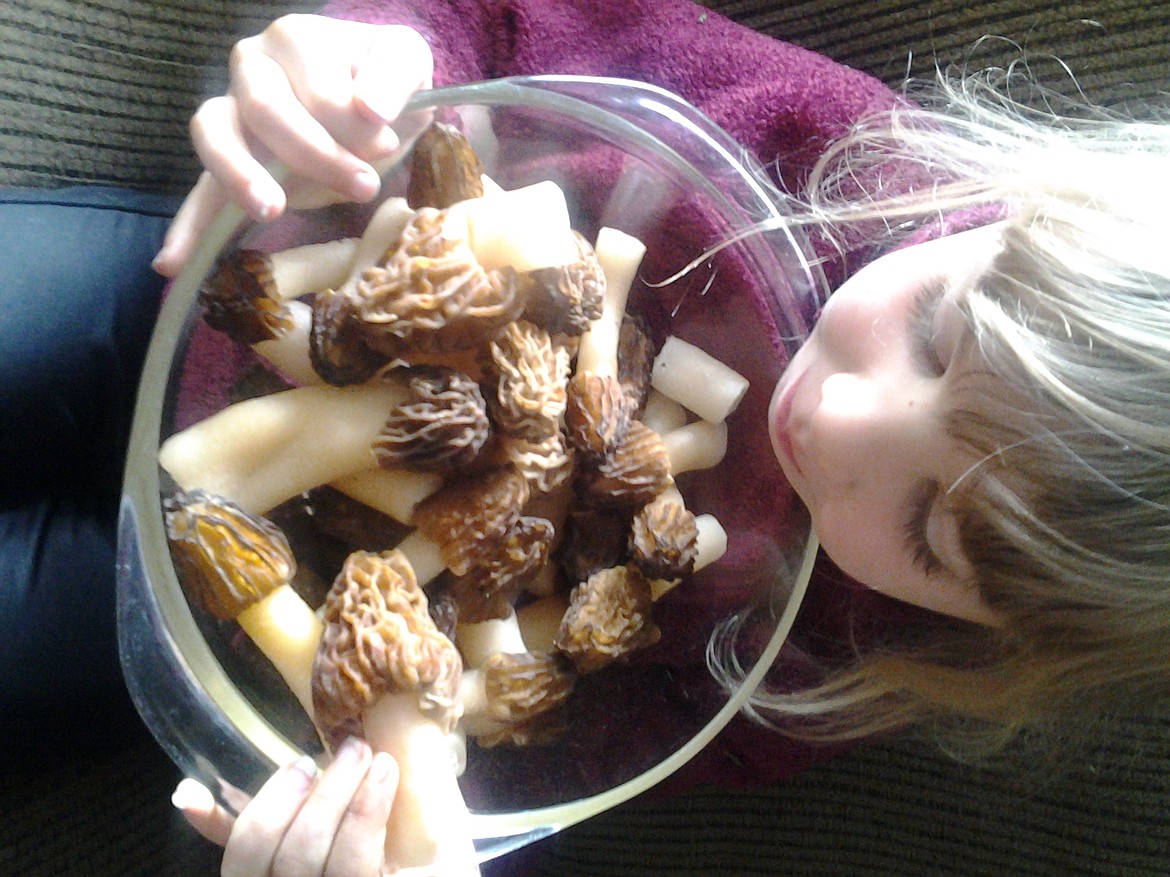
[908,278,948,376]
[903,477,944,577]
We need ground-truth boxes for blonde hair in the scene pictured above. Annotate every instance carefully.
[718,67,1170,754]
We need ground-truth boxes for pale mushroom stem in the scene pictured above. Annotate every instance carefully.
[515,594,571,653]
[650,335,750,424]
[237,586,324,718]
[362,693,478,873]
[330,467,444,526]
[159,383,408,515]
[265,237,360,301]
[455,609,528,669]
[640,389,688,435]
[661,419,729,475]
[445,180,579,273]
[576,226,647,378]
[251,299,319,386]
[337,197,415,293]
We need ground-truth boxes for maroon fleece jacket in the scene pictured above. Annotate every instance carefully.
[309,0,909,792]
[169,0,924,822]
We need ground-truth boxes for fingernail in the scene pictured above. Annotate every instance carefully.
[367,751,396,786]
[288,754,319,790]
[351,167,381,202]
[248,179,284,220]
[333,735,369,769]
[171,778,214,812]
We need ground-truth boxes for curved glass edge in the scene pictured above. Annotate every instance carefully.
[117,74,821,857]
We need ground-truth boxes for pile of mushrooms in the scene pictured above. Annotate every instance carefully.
[159,120,749,872]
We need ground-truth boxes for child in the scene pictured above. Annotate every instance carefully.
[155,2,1170,874]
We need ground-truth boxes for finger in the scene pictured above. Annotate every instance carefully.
[152,171,231,277]
[230,48,381,203]
[220,755,319,877]
[351,26,435,127]
[271,737,375,877]
[190,95,288,220]
[172,778,237,848]
[324,751,398,877]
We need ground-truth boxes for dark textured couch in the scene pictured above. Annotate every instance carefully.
[2,2,1169,875]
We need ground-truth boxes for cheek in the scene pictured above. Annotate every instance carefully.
[810,507,904,591]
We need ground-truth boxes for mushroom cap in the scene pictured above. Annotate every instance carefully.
[309,286,390,386]
[577,419,673,509]
[520,230,606,336]
[616,313,657,414]
[554,564,661,674]
[564,372,634,459]
[411,466,531,576]
[164,488,294,620]
[492,430,575,494]
[474,651,576,747]
[446,515,555,623]
[488,320,571,441]
[312,549,463,746]
[372,365,491,471]
[353,208,523,358]
[406,121,485,210]
[199,249,292,345]
[629,493,699,581]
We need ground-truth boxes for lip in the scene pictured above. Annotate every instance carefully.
[769,367,807,476]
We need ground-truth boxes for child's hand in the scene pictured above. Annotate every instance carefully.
[173,737,400,876]
[153,14,433,277]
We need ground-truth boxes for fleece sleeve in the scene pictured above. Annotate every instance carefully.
[319,0,897,274]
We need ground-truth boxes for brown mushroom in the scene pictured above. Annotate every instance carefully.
[350,207,523,359]
[407,121,485,209]
[488,320,571,441]
[616,313,657,414]
[312,549,475,872]
[576,419,673,509]
[444,515,555,623]
[520,229,605,335]
[458,650,575,747]
[390,465,531,587]
[554,564,661,674]
[372,365,492,471]
[164,489,323,720]
[629,488,700,582]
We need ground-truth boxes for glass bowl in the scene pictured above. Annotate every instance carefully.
[117,75,822,862]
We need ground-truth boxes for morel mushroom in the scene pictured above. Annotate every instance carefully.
[565,227,647,457]
[396,466,531,586]
[164,489,322,720]
[349,207,524,359]
[457,650,575,747]
[159,382,409,515]
[554,563,661,674]
[198,250,322,386]
[630,485,729,600]
[520,229,605,335]
[443,515,554,623]
[312,549,476,873]
[487,320,571,441]
[407,121,485,209]
[577,419,673,509]
[372,365,492,471]
[455,609,574,746]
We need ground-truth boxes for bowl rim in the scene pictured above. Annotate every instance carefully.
[118,73,821,845]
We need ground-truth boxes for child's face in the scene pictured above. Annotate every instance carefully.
[769,223,1006,624]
